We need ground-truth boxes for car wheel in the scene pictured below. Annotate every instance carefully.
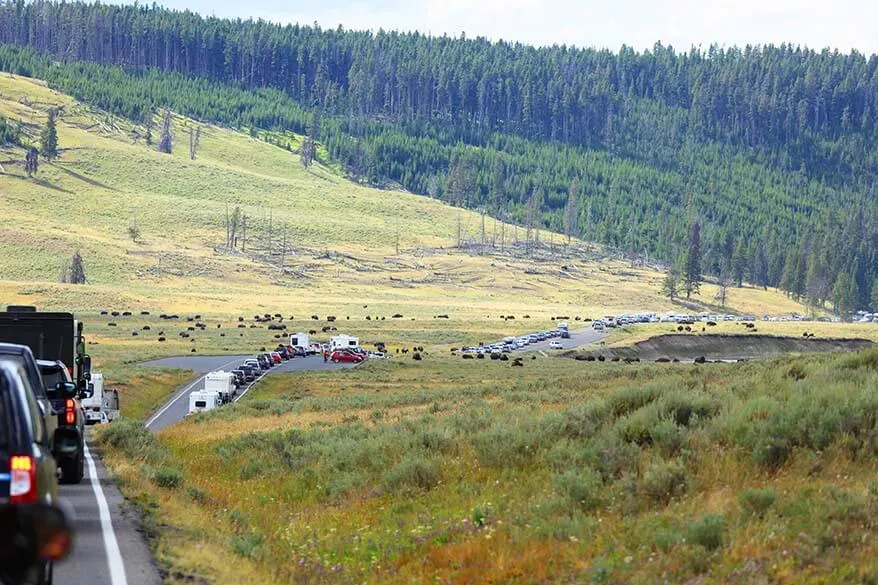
[37,561,53,585]
[61,451,84,484]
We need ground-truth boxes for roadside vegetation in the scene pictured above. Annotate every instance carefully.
[99,348,878,584]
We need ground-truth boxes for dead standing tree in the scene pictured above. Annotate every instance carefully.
[158,108,173,154]
[188,125,201,160]
[225,206,242,249]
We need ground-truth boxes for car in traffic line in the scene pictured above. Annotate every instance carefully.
[1,357,60,585]
[330,350,364,364]
[37,360,85,484]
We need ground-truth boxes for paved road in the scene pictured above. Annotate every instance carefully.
[56,437,161,585]
[513,327,606,353]
[143,354,354,432]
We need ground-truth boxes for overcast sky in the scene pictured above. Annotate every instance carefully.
[146,0,878,55]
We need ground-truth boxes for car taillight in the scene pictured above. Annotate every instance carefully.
[10,455,37,504]
[65,399,76,425]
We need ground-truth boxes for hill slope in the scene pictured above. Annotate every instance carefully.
[0,2,876,311]
[0,72,809,320]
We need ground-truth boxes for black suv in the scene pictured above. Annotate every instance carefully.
[1,357,60,585]
[37,360,85,483]
[0,344,88,485]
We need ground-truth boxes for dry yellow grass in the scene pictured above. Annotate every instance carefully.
[1,72,814,330]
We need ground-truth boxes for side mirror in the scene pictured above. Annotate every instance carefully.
[0,503,74,567]
[79,382,94,400]
[55,381,78,400]
[81,355,92,381]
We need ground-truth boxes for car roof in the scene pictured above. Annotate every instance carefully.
[36,359,66,371]
[0,343,30,356]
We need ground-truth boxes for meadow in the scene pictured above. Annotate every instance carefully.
[0,71,813,325]
[98,347,878,584]
[7,70,878,583]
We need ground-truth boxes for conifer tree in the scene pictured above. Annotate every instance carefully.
[40,108,58,160]
[69,251,86,284]
[24,147,39,176]
[682,220,702,299]
[661,269,681,302]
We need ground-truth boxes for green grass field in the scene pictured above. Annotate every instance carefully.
[98,348,878,584]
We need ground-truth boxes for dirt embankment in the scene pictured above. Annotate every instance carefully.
[573,334,874,362]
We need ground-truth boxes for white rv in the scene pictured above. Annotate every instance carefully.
[289,332,310,349]
[330,333,360,351]
[204,370,236,403]
[188,390,219,415]
[81,372,120,424]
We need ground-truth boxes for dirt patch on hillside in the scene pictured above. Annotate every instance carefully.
[570,334,874,362]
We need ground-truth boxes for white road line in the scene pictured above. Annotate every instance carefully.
[234,369,269,402]
[84,443,128,585]
[145,357,243,428]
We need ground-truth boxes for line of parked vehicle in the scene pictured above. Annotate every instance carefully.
[590,311,752,331]
[458,322,572,356]
[187,341,372,415]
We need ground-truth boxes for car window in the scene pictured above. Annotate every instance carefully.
[17,369,45,444]
[2,354,48,402]
[40,368,67,390]
[0,375,9,452]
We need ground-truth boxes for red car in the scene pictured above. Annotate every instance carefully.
[270,352,282,364]
[329,350,364,364]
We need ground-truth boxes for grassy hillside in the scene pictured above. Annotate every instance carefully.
[0,72,811,323]
[98,348,878,584]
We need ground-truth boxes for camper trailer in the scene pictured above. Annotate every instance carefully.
[330,334,360,351]
[289,332,310,350]
[204,370,236,404]
[188,390,219,415]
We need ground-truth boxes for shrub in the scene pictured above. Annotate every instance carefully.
[640,459,687,505]
[686,514,726,551]
[583,433,641,481]
[739,487,776,519]
[228,509,249,532]
[751,436,792,469]
[472,423,544,467]
[151,466,183,489]
[98,419,169,464]
[839,349,878,371]
[649,418,686,457]
[552,467,604,511]
[615,407,658,446]
[558,402,609,439]
[785,363,808,381]
[653,528,683,552]
[229,532,264,559]
[418,427,455,454]
[383,455,439,492]
[606,384,663,419]
[186,486,208,504]
[471,504,489,527]
[657,391,722,427]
